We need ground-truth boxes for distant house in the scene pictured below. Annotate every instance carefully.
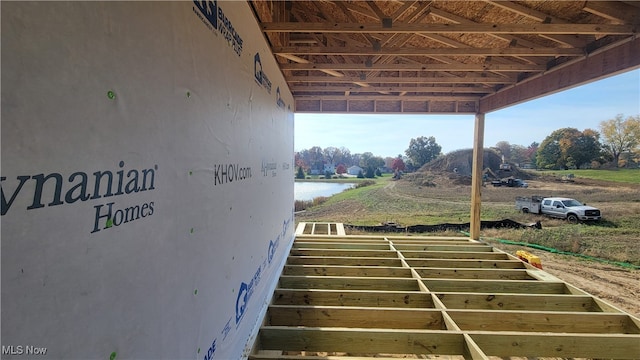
[324,163,336,174]
[347,165,362,175]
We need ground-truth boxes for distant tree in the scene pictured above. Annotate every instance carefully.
[365,166,376,178]
[405,136,442,168]
[357,170,365,179]
[338,147,353,166]
[323,146,341,165]
[296,166,305,179]
[537,128,601,169]
[359,152,385,169]
[308,146,324,172]
[324,170,333,179]
[336,163,347,174]
[391,157,406,172]
[375,168,382,177]
[599,114,640,167]
[526,142,539,166]
[509,144,528,166]
[494,141,512,160]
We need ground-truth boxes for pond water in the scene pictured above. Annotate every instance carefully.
[294,182,356,201]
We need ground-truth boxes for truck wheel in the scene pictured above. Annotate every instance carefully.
[567,214,578,224]
[522,208,529,213]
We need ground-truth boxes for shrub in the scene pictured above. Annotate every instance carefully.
[355,180,376,188]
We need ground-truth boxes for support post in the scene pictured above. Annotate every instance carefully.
[470,113,485,240]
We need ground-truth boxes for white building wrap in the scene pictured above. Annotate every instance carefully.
[1,2,294,359]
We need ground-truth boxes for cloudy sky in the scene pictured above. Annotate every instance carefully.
[295,69,640,157]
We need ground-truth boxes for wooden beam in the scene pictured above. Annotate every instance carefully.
[279,275,422,291]
[286,75,515,84]
[583,1,640,24]
[470,113,484,240]
[294,95,481,101]
[392,244,494,252]
[272,289,435,308]
[286,256,403,266]
[405,258,524,269]
[282,265,413,278]
[400,250,505,260]
[289,249,397,257]
[470,332,640,358]
[291,85,492,93]
[258,327,466,355]
[261,22,636,35]
[414,268,534,280]
[483,0,593,48]
[479,36,640,112]
[293,241,390,250]
[281,62,545,72]
[448,310,640,333]
[267,305,446,329]
[423,279,568,294]
[273,46,584,56]
[436,293,605,312]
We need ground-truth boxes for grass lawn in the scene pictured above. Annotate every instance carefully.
[538,168,640,184]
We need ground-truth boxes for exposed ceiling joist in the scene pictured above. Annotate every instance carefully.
[250,0,639,114]
[260,23,636,35]
[273,46,585,57]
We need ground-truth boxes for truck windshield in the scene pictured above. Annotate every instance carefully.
[562,199,583,207]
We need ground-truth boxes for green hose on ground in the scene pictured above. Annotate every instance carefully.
[460,231,640,270]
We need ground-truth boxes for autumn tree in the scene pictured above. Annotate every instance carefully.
[526,142,539,166]
[599,114,640,167]
[537,128,601,169]
[336,164,347,174]
[391,157,406,172]
[405,136,442,168]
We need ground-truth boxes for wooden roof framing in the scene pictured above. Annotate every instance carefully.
[249,1,640,114]
[250,224,640,359]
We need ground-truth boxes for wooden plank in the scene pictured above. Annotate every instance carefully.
[282,265,413,278]
[295,222,307,236]
[287,256,402,267]
[279,276,422,291]
[448,310,640,333]
[400,251,507,260]
[295,236,387,243]
[292,242,390,250]
[290,249,398,258]
[404,259,524,269]
[470,332,640,358]
[261,22,635,35]
[286,75,515,84]
[267,305,445,329]
[273,46,584,56]
[259,327,466,355]
[470,113,484,240]
[415,268,534,280]
[280,62,544,72]
[436,293,604,312]
[424,279,569,294]
[291,85,492,94]
[393,244,493,252]
[272,289,435,308]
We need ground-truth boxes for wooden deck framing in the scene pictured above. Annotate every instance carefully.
[251,223,640,359]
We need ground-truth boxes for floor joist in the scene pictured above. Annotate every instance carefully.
[251,224,640,359]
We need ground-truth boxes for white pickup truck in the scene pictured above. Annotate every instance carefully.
[515,196,602,223]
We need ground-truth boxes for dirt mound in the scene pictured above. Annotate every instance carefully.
[416,148,533,180]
